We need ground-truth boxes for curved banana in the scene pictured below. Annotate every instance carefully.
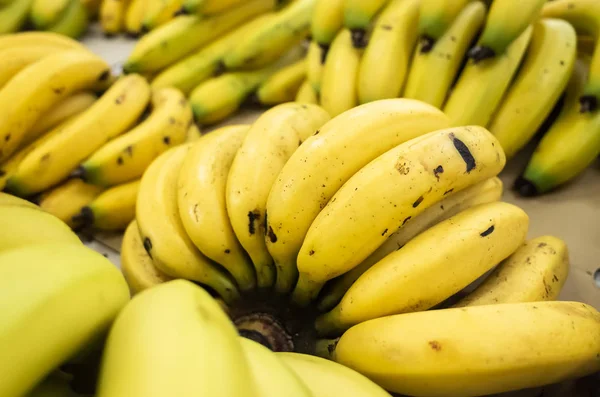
[0,0,34,34]
[0,50,110,163]
[357,0,419,104]
[124,0,147,37]
[30,0,70,28]
[185,123,202,142]
[223,0,315,69]
[121,220,173,294]
[343,0,390,47]
[293,125,506,306]
[307,40,324,93]
[6,74,150,197]
[0,192,38,209]
[97,280,256,397]
[136,145,240,303]
[100,0,130,35]
[443,25,533,127]
[0,243,129,397]
[490,19,577,159]
[257,59,306,105]
[0,31,85,51]
[45,0,88,39]
[277,352,391,397]
[295,79,318,104]
[417,0,473,51]
[38,178,104,228]
[178,125,257,292]
[311,0,344,48]
[317,176,503,312]
[320,29,361,116]
[142,0,183,31]
[404,1,487,109]
[76,180,141,231]
[79,87,192,187]
[183,0,246,15]
[266,99,449,294]
[227,103,330,288]
[124,0,275,73]
[331,301,600,397]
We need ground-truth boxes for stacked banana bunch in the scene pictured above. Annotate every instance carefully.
[122,98,600,396]
[0,32,200,232]
[0,0,100,38]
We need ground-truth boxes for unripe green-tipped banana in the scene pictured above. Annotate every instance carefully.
[343,0,390,47]
[417,0,473,51]
[0,0,34,34]
[184,0,246,15]
[46,0,89,39]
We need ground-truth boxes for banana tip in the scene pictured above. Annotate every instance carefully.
[317,43,330,64]
[467,46,496,63]
[71,206,94,227]
[513,176,539,197]
[70,166,87,181]
[350,29,368,49]
[419,36,435,53]
[579,95,598,113]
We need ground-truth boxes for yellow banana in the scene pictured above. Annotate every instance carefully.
[307,40,324,93]
[317,176,503,312]
[256,59,306,105]
[266,99,449,294]
[443,25,533,127]
[417,0,473,51]
[293,125,507,306]
[295,79,318,104]
[6,74,150,197]
[0,50,110,163]
[76,180,141,231]
[0,0,34,34]
[343,0,390,47]
[185,123,202,142]
[227,103,330,288]
[320,29,361,116]
[0,30,85,51]
[30,0,70,28]
[100,0,130,35]
[331,301,600,397]
[124,0,147,37]
[45,0,89,39]
[311,0,344,48]
[142,0,183,31]
[357,0,419,104]
[79,87,192,187]
[0,192,38,209]
[135,145,240,303]
[183,0,246,15]
[178,125,257,292]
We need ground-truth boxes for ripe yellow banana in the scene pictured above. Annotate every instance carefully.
[45,0,89,39]
[295,79,318,104]
[6,74,151,197]
[0,192,38,209]
[266,99,449,294]
[0,30,85,51]
[136,145,240,303]
[0,243,129,397]
[185,123,202,142]
[79,87,192,187]
[121,220,174,294]
[307,40,324,93]
[404,1,487,109]
[97,280,257,397]
[343,0,390,47]
[178,125,257,292]
[142,0,182,31]
[444,25,533,127]
[490,19,577,159]
[0,0,34,34]
[100,0,130,35]
[183,0,246,15]
[124,0,147,37]
[0,50,110,163]
[124,0,275,73]
[311,0,344,48]
[227,103,330,288]
[223,0,315,69]
[256,59,306,105]
[331,301,600,397]
[293,125,507,306]
[317,176,503,312]
[468,0,545,62]
[30,0,69,28]
[277,352,392,397]
[76,180,141,231]
[357,0,419,104]
[320,29,361,116]
[417,0,473,51]
[316,201,528,335]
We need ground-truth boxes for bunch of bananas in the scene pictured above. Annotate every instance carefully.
[120,98,600,396]
[0,32,200,232]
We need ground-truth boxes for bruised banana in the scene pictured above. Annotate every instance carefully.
[256,59,306,105]
[311,0,344,48]
[295,80,318,104]
[76,180,141,231]
[417,0,473,51]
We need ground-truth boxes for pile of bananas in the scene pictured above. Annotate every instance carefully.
[119,98,600,396]
[0,32,200,232]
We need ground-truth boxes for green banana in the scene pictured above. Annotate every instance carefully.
[417,0,473,51]
[0,0,34,34]
[46,0,89,39]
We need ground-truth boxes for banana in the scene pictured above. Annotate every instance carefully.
[293,125,507,306]
[100,0,129,35]
[256,59,306,105]
[185,0,248,15]
[152,13,276,95]
[185,123,202,141]
[124,0,146,37]
[453,236,569,307]
[315,201,528,335]
[178,125,257,292]
[6,74,150,197]
[124,0,276,73]
[0,50,110,164]
[37,178,104,229]
[0,0,34,34]
[320,29,361,116]
[189,66,277,125]
[277,352,392,397]
[317,177,503,312]
[295,79,318,104]
[142,0,183,31]
[0,192,38,209]
[79,87,192,187]
[46,0,89,40]
[330,301,600,397]
[97,280,257,397]
[343,0,390,47]
[307,40,324,93]
[0,243,129,397]
[417,0,473,51]
[311,0,344,48]
[404,1,487,109]
[136,145,240,303]
[0,31,85,51]
[30,0,70,28]
[76,180,141,231]
[227,103,330,289]
[357,0,419,104]
[26,371,79,397]
[223,0,315,70]
[240,338,313,397]
[490,19,577,159]
[266,99,449,294]
[81,0,100,17]
[121,220,174,294]
[443,25,533,127]
[468,0,544,62]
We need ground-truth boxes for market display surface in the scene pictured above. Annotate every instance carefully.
[0,0,599,396]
